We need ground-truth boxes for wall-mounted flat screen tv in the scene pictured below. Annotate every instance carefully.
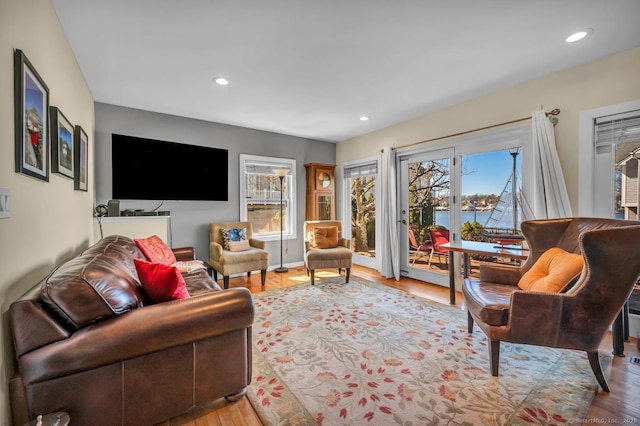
[112,134,228,201]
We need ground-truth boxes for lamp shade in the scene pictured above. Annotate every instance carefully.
[273,168,290,177]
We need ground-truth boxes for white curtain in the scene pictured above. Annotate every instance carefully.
[379,147,400,280]
[524,110,573,219]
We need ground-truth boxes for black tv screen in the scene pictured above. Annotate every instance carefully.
[112,134,228,201]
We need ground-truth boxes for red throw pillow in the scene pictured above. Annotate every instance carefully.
[134,235,176,265]
[133,258,190,303]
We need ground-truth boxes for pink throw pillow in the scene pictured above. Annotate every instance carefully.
[134,235,176,265]
[133,258,190,303]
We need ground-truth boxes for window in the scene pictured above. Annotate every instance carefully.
[343,160,378,268]
[239,154,296,241]
[593,111,640,219]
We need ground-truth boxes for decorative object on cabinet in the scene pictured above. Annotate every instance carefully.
[50,106,74,179]
[304,163,336,221]
[14,49,50,182]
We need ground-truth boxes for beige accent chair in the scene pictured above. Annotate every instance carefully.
[304,220,352,285]
[209,221,269,289]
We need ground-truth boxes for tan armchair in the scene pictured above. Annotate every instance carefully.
[463,217,640,391]
[209,221,269,289]
[304,220,352,285]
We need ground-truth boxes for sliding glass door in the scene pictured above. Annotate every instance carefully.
[399,149,455,286]
[398,125,530,287]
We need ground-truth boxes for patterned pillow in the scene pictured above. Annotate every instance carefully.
[134,235,176,265]
[220,228,251,252]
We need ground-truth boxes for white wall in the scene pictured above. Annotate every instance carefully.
[336,47,640,216]
[0,0,95,423]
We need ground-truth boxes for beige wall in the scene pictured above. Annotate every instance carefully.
[337,47,640,215]
[0,0,94,423]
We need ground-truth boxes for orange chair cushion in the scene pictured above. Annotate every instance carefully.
[313,226,339,249]
[518,247,584,293]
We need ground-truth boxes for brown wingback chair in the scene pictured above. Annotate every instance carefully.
[304,220,352,285]
[209,221,269,289]
[463,217,640,391]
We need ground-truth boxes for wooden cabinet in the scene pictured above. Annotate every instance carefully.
[304,163,336,220]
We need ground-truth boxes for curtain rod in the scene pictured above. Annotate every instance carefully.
[381,108,561,153]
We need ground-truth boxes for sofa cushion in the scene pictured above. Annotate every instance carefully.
[220,228,250,252]
[40,252,145,331]
[135,235,177,265]
[518,247,584,293]
[313,226,339,249]
[134,259,190,303]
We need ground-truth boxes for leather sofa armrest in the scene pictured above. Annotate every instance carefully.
[172,246,196,261]
[10,300,70,356]
[479,264,521,286]
[20,288,255,385]
[250,239,265,249]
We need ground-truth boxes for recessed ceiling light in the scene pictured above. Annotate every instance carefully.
[360,116,370,121]
[566,28,593,43]
[214,77,229,86]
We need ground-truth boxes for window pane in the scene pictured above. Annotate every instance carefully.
[460,149,522,238]
[248,202,289,233]
[239,154,296,239]
[350,175,375,257]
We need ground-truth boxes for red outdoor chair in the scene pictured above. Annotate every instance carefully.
[409,229,433,265]
[428,228,450,267]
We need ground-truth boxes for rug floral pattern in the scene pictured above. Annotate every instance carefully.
[247,277,605,425]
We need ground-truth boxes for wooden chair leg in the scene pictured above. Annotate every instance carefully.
[587,350,610,392]
[247,271,251,277]
[467,311,474,333]
[346,267,351,283]
[311,270,315,285]
[223,276,230,289]
[213,270,218,281]
[260,269,266,286]
[489,340,500,376]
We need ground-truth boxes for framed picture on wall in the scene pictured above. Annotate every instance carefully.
[74,126,88,191]
[14,49,50,182]
[50,106,74,179]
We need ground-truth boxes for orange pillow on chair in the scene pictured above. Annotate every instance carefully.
[518,247,584,293]
[313,226,339,249]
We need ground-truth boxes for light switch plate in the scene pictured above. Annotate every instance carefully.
[0,188,11,218]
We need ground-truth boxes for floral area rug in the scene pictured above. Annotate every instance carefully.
[246,276,607,425]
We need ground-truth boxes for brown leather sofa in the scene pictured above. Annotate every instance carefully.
[8,235,254,426]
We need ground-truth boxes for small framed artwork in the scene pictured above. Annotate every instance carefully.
[74,126,88,191]
[50,106,74,179]
[14,49,50,182]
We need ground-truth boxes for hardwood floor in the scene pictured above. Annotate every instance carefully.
[159,265,640,425]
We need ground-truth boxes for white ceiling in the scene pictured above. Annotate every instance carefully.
[51,0,640,142]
